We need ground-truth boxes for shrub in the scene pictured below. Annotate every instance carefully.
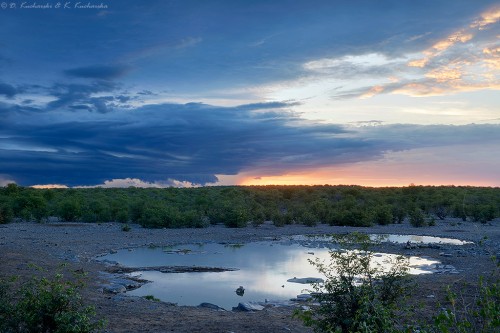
[428,216,436,226]
[0,270,105,333]
[431,264,499,333]
[143,295,160,302]
[295,232,410,333]
[372,205,393,225]
[409,208,427,227]
[391,205,406,224]
[300,211,318,227]
[121,224,131,232]
[57,199,82,222]
[0,204,13,224]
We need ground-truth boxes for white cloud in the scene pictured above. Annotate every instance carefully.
[0,176,15,187]
[95,178,200,188]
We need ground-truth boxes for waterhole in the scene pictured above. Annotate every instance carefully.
[99,236,449,309]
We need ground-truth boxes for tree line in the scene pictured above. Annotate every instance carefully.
[0,184,498,228]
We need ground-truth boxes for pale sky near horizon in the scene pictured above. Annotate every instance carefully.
[1,0,499,187]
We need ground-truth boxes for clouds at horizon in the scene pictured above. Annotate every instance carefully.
[1,99,499,187]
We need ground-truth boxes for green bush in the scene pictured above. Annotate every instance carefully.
[300,211,318,227]
[409,208,427,227]
[0,270,105,333]
[391,205,406,224]
[372,205,393,225]
[431,267,499,333]
[295,233,410,333]
[57,199,82,222]
[0,204,13,224]
[142,295,160,302]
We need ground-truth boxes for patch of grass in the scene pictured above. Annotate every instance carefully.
[121,224,131,232]
[143,295,161,302]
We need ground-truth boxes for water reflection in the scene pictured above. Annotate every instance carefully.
[374,234,473,245]
[290,234,472,245]
[100,239,442,309]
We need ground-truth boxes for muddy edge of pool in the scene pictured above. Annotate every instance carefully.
[1,219,498,333]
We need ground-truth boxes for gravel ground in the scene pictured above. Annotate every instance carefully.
[1,219,498,332]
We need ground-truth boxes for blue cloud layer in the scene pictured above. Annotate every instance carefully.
[1,99,499,186]
[0,83,20,98]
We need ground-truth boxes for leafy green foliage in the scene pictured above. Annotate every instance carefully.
[0,184,499,228]
[296,233,410,333]
[0,269,105,333]
[431,268,499,333]
[372,205,393,225]
[409,208,427,227]
[0,203,13,224]
[142,295,160,302]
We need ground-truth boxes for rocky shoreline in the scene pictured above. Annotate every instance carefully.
[1,219,498,332]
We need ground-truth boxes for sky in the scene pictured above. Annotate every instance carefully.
[0,0,499,188]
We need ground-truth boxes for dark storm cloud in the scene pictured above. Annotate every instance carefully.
[64,65,131,80]
[46,81,121,113]
[0,82,20,98]
[1,100,499,187]
[0,102,364,186]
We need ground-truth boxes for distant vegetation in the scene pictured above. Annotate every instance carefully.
[0,184,498,228]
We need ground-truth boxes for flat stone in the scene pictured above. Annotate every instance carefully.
[234,302,265,311]
[295,294,313,301]
[102,284,126,294]
[287,277,324,284]
[198,302,226,311]
[110,278,142,289]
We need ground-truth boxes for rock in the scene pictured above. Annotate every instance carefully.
[198,302,226,311]
[235,286,245,296]
[287,277,324,284]
[234,302,265,311]
[405,241,417,249]
[102,284,126,294]
[295,294,313,302]
[110,278,142,290]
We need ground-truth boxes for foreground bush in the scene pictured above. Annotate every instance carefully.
[431,267,499,333]
[295,233,411,333]
[0,269,104,333]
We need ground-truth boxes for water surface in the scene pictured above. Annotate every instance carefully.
[100,240,441,309]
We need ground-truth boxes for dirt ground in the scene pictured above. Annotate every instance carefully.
[1,219,498,332]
